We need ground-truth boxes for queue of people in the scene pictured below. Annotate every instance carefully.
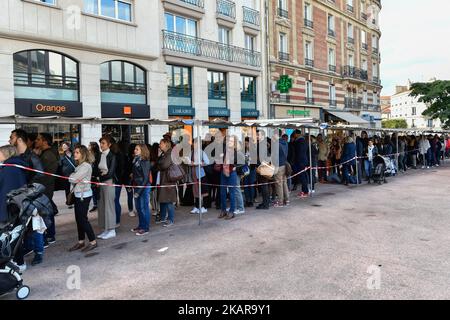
[0,128,448,272]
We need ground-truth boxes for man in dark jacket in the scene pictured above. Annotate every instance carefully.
[293,130,309,197]
[35,133,59,250]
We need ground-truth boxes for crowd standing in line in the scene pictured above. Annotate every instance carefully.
[0,127,449,272]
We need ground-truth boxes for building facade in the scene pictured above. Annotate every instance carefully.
[267,0,382,127]
[390,84,441,129]
[0,0,266,146]
[380,95,390,120]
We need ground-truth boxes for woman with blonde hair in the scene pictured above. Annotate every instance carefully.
[68,145,97,252]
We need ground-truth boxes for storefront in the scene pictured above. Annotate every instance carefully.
[13,49,83,145]
[100,60,149,144]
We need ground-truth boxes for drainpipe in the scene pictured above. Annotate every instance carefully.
[264,0,271,120]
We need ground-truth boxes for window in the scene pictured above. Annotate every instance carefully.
[329,84,336,105]
[279,33,289,60]
[305,41,313,60]
[100,61,147,104]
[328,14,335,36]
[362,58,368,71]
[84,0,132,22]
[348,54,354,67]
[277,0,288,18]
[372,34,378,49]
[13,50,79,101]
[328,48,336,69]
[361,30,367,45]
[218,26,231,45]
[306,81,313,98]
[348,23,354,41]
[373,92,378,106]
[372,62,378,77]
[241,76,256,109]
[245,34,255,51]
[167,65,192,108]
[208,71,227,108]
[412,107,416,116]
[304,3,312,20]
[347,0,353,12]
[165,13,197,36]
[363,90,368,104]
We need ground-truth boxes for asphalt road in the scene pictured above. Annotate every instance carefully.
[5,163,450,300]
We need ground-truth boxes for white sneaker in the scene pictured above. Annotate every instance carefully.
[436,164,439,167]
[422,166,425,169]
[128,211,136,217]
[190,207,199,214]
[97,230,108,239]
[235,209,245,215]
[427,166,430,169]
[101,229,116,240]
[200,207,208,214]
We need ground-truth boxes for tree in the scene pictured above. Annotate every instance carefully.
[382,119,408,129]
[409,80,450,129]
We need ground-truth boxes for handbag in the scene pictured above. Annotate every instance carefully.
[285,162,293,177]
[167,163,185,183]
[257,161,275,179]
[66,184,75,206]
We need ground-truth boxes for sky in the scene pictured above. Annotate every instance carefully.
[379,0,450,96]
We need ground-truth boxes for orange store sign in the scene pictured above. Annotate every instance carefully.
[32,104,67,114]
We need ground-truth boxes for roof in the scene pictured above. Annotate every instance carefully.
[326,111,369,125]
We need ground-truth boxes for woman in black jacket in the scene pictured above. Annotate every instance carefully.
[88,142,101,212]
[131,144,151,236]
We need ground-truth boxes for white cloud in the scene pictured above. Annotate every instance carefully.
[380,0,450,95]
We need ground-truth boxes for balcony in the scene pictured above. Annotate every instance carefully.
[347,5,354,13]
[162,31,261,67]
[362,43,368,50]
[361,103,369,111]
[344,97,361,110]
[361,12,367,20]
[179,0,204,8]
[216,0,236,19]
[277,7,288,19]
[329,99,337,107]
[373,47,379,54]
[371,105,381,112]
[243,6,260,27]
[373,76,380,84]
[328,29,335,37]
[329,65,336,72]
[348,37,354,44]
[306,97,315,105]
[342,66,368,81]
[271,95,291,104]
[305,59,314,67]
[304,18,314,29]
[279,51,290,62]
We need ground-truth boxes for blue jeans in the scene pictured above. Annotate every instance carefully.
[46,213,55,239]
[115,186,122,224]
[160,203,175,223]
[364,160,373,178]
[24,231,44,255]
[234,180,244,211]
[135,187,150,231]
[243,168,256,204]
[342,164,352,184]
[220,171,237,213]
[126,187,134,212]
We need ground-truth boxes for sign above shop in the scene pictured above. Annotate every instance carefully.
[287,110,310,117]
[15,99,83,117]
[102,103,150,119]
[242,109,260,118]
[277,75,293,94]
[209,107,230,117]
[168,106,196,117]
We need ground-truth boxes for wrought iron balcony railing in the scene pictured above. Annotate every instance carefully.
[271,95,291,104]
[179,0,204,8]
[277,7,288,18]
[362,42,368,50]
[279,51,290,61]
[329,65,336,72]
[306,97,315,105]
[372,47,379,54]
[373,76,380,84]
[217,0,236,19]
[342,66,368,81]
[348,37,354,44]
[162,30,261,67]
[305,59,314,67]
[304,18,314,29]
[328,29,335,37]
[329,99,337,107]
[243,6,260,26]
[344,97,361,110]
[347,4,354,13]
[362,103,370,111]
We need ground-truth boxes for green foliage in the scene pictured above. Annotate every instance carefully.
[382,119,408,129]
[409,80,450,129]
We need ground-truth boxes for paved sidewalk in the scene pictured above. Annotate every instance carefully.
[5,164,450,300]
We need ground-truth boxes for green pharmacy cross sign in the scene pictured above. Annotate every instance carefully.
[277,75,293,93]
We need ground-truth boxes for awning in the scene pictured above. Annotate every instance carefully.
[327,111,369,125]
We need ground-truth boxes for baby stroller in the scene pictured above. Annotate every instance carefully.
[371,155,388,185]
[0,183,53,300]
